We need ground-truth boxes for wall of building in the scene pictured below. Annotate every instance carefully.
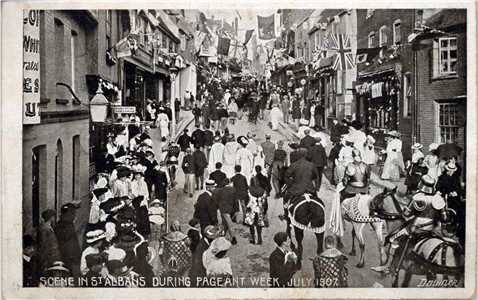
[23,117,90,235]
[415,31,467,152]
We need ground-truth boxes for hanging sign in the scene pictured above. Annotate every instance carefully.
[23,10,41,124]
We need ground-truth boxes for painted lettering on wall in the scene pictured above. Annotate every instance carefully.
[23,9,41,124]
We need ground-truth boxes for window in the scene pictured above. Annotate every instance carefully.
[438,103,460,143]
[54,18,65,86]
[105,10,111,49]
[393,20,402,45]
[139,18,145,46]
[71,30,77,91]
[180,34,186,52]
[162,35,167,49]
[368,31,375,48]
[55,139,63,215]
[72,135,80,200]
[379,26,387,46]
[31,145,46,228]
[169,39,173,53]
[434,37,458,77]
[403,73,411,117]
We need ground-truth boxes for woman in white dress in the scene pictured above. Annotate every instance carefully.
[236,136,254,182]
[362,135,377,165]
[223,135,240,178]
[423,142,440,182]
[381,131,404,181]
[270,104,283,131]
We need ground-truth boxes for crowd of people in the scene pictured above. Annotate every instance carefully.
[23,75,465,288]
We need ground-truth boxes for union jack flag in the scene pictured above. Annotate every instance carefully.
[327,34,355,70]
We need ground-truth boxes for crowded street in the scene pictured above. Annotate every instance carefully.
[20,8,467,291]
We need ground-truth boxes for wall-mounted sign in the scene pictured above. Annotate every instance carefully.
[23,10,41,124]
[113,106,136,114]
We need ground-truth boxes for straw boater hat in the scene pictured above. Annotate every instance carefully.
[445,162,458,172]
[205,179,216,188]
[418,175,436,195]
[411,143,423,150]
[429,143,439,151]
[107,260,133,277]
[203,225,223,240]
[366,135,376,144]
[106,247,127,261]
[131,164,147,174]
[86,229,106,244]
[237,136,249,146]
[46,261,70,274]
[387,130,401,138]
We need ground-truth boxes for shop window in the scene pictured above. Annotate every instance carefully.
[433,37,458,77]
[403,73,411,117]
[368,31,375,48]
[437,103,460,144]
[393,20,401,45]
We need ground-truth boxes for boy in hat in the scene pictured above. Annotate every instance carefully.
[269,232,297,287]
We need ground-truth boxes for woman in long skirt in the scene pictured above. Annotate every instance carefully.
[381,131,404,181]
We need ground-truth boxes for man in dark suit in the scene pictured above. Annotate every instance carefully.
[177,129,192,163]
[203,124,214,160]
[306,137,328,191]
[55,203,82,277]
[269,232,297,287]
[209,162,227,188]
[284,148,318,199]
[193,180,218,233]
[298,129,316,151]
[251,165,272,197]
[191,124,205,149]
[217,179,239,245]
[193,146,208,190]
[23,235,39,287]
[231,165,249,223]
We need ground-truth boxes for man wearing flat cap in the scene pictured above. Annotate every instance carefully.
[269,231,297,287]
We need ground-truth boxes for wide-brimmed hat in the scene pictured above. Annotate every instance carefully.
[131,164,147,174]
[203,225,223,240]
[288,142,299,150]
[86,229,106,244]
[106,247,127,261]
[107,260,133,277]
[210,237,232,254]
[429,143,439,151]
[205,179,216,187]
[350,120,363,130]
[95,177,108,189]
[366,135,376,144]
[411,143,423,150]
[445,162,458,172]
[418,175,436,194]
[61,203,80,215]
[237,136,249,146]
[85,253,105,268]
[151,199,164,206]
[93,187,109,199]
[387,130,401,138]
[46,261,70,274]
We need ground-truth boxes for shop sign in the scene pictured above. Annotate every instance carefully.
[23,10,41,124]
[113,106,136,114]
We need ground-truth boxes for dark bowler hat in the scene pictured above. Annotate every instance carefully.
[418,175,435,194]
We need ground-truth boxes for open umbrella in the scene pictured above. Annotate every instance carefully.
[436,143,463,159]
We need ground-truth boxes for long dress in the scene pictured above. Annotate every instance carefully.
[236,147,254,181]
[223,141,240,177]
[349,129,367,157]
[423,153,440,182]
[381,139,403,180]
[246,140,259,168]
[208,142,225,173]
[270,107,283,131]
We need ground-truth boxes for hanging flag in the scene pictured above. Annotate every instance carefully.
[328,34,355,70]
[257,14,275,40]
[355,47,381,64]
[312,46,325,62]
[229,39,242,59]
[194,31,206,52]
[244,29,254,45]
[316,22,327,31]
[217,37,231,56]
[113,37,132,58]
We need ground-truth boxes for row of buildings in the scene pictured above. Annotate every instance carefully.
[22,9,242,235]
[270,9,467,158]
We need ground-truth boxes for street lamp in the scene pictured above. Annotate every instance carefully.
[169,66,179,139]
[89,85,109,123]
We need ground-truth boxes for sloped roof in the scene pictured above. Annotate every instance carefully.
[425,9,466,29]
[317,9,344,23]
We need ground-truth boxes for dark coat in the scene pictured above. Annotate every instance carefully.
[204,130,214,147]
[291,100,301,119]
[201,103,211,119]
[251,173,272,196]
[153,169,169,200]
[299,135,316,151]
[193,150,208,173]
[285,158,318,196]
[178,134,192,152]
[209,170,227,188]
[192,107,201,117]
[189,238,210,286]
[55,218,82,269]
[133,258,155,287]
[307,144,328,167]
[182,154,196,174]
[191,129,206,148]
[193,192,218,229]
[187,228,201,253]
[269,247,296,287]
[289,150,300,165]
[231,173,249,201]
[23,256,40,287]
[217,186,239,214]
